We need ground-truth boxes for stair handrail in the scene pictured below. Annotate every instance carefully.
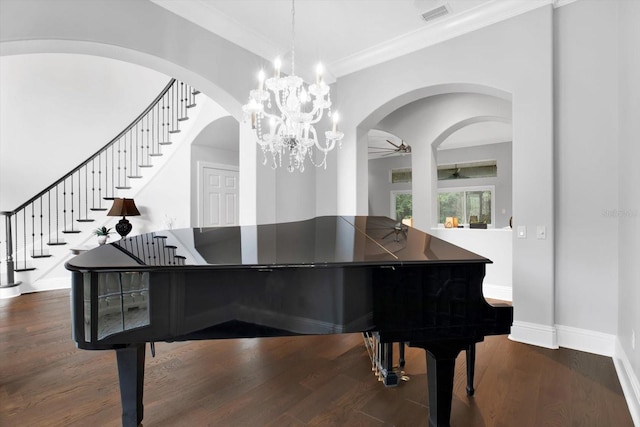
[5,78,177,216]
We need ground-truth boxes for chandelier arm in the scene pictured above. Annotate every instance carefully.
[307,108,325,125]
[315,137,337,153]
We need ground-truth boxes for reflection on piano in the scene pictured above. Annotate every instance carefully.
[66,216,512,427]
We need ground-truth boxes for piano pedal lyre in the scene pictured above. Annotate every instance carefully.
[362,332,409,386]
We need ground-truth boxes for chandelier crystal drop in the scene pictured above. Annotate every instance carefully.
[242,0,344,173]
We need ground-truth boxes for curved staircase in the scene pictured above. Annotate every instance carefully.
[1,78,200,296]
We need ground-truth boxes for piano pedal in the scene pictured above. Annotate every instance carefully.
[150,342,156,358]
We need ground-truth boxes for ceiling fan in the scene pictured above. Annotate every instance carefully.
[448,165,468,179]
[369,139,412,157]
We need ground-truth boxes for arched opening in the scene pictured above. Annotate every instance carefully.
[362,85,514,301]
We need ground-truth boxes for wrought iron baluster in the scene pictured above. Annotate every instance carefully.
[70,174,75,226]
[62,180,67,232]
[39,198,44,256]
[47,190,51,245]
[30,202,35,258]
[91,158,96,209]
[21,210,27,270]
[55,185,60,242]
[117,138,122,188]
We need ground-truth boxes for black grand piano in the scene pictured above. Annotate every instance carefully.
[65,216,512,427]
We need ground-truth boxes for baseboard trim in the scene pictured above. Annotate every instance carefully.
[509,320,558,349]
[614,339,640,427]
[556,324,616,357]
[0,283,22,299]
[483,283,512,302]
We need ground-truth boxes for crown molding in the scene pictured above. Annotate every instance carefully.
[150,0,283,62]
[331,0,555,77]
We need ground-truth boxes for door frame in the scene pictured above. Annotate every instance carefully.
[197,161,239,227]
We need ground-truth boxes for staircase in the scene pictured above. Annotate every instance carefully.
[0,78,200,296]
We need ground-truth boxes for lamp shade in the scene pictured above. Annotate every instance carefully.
[107,198,140,217]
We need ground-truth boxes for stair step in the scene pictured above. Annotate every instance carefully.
[77,219,95,223]
[165,245,177,249]
[186,104,196,109]
[139,164,153,168]
[159,142,172,146]
[149,153,163,157]
[168,130,181,134]
[62,230,82,234]
[127,175,143,179]
[47,241,67,246]
[115,186,132,190]
[177,117,189,122]
[90,208,108,211]
[103,197,115,201]
[15,267,36,272]
[32,254,52,259]
[153,235,167,239]
[175,255,186,259]
[192,90,200,95]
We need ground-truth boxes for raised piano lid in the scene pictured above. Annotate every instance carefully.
[65,216,490,271]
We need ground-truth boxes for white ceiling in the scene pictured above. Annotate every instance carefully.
[151,0,558,82]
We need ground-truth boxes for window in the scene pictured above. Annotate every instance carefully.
[390,191,412,222]
[390,168,412,183]
[437,186,494,225]
[437,160,497,181]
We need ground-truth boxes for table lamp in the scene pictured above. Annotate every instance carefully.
[107,198,141,238]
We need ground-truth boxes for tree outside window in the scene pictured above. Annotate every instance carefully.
[391,191,412,222]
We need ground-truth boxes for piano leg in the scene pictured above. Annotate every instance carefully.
[116,343,145,427]
[466,344,476,396]
[413,341,467,427]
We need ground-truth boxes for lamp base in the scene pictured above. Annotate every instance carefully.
[115,218,133,238]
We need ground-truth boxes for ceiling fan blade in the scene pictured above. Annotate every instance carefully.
[386,139,401,149]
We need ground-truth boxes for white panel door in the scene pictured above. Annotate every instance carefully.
[202,166,239,227]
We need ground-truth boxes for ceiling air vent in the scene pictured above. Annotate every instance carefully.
[421,4,451,23]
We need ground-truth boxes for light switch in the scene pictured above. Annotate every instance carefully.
[537,226,546,239]
[517,226,527,239]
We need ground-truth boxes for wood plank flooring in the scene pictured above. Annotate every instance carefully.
[0,290,634,427]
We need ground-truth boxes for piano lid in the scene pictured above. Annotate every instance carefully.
[65,216,490,271]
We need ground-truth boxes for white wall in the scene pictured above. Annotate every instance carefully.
[616,0,640,418]
[0,54,168,211]
[554,0,620,336]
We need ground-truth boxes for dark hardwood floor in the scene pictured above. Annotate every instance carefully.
[0,290,634,427]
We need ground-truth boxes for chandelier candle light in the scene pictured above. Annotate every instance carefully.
[242,0,344,172]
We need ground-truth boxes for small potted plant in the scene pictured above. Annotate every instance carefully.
[93,226,112,245]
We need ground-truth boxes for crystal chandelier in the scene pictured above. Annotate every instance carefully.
[242,0,344,173]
